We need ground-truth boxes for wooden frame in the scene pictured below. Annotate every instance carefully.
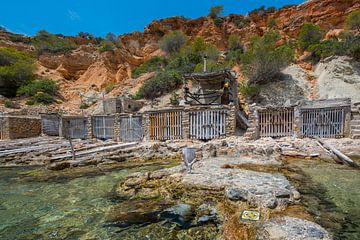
[92,116,115,140]
[300,107,346,138]
[258,108,295,137]
[41,114,61,136]
[149,111,182,140]
[119,115,143,142]
[189,110,227,140]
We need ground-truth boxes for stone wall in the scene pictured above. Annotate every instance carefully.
[350,102,360,139]
[0,116,41,140]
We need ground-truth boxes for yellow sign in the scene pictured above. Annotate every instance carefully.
[241,210,260,221]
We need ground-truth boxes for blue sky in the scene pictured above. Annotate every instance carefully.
[0,0,304,37]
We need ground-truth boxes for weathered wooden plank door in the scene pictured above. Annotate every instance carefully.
[189,110,226,140]
[300,108,345,138]
[149,111,182,140]
[42,115,60,136]
[92,116,115,140]
[119,115,143,142]
[69,118,87,139]
[258,108,294,137]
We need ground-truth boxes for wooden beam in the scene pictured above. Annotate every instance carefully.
[316,138,359,168]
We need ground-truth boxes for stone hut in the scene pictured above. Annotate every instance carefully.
[0,115,41,140]
[103,97,144,114]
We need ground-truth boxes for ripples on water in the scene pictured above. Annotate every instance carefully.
[0,165,173,240]
[1,160,360,239]
[289,160,360,240]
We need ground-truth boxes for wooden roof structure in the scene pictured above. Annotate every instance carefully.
[183,70,237,106]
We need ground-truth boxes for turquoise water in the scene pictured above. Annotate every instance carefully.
[289,160,360,240]
[0,165,170,240]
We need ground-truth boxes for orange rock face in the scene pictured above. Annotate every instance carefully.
[0,0,358,111]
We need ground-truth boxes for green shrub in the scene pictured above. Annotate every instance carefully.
[298,22,323,51]
[135,37,222,99]
[341,32,360,61]
[234,18,251,28]
[32,30,77,54]
[9,34,31,44]
[4,100,16,108]
[346,10,360,31]
[239,83,260,98]
[79,102,90,109]
[209,5,223,19]
[78,32,94,40]
[249,6,276,15]
[103,82,117,93]
[105,32,117,43]
[305,32,360,61]
[166,38,220,73]
[33,92,54,104]
[132,56,167,78]
[135,70,182,100]
[226,49,243,64]
[194,59,229,73]
[241,31,294,84]
[249,6,265,16]
[214,18,224,28]
[17,79,57,97]
[25,99,35,106]
[98,40,115,52]
[159,31,187,54]
[308,38,342,61]
[0,48,36,97]
[170,92,180,106]
[183,38,219,61]
[267,18,277,29]
[228,35,243,51]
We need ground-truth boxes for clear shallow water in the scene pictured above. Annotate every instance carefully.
[0,165,170,240]
[289,160,360,240]
[2,160,360,240]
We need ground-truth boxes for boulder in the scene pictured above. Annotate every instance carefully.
[225,188,248,201]
[257,217,331,240]
[160,203,194,228]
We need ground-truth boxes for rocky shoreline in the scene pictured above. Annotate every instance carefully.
[1,136,360,239]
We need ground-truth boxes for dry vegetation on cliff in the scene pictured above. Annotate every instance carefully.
[0,0,359,113]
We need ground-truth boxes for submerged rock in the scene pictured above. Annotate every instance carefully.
[257,217,332,240]
[195,203,218,225]
[106,200,167,228]
[160,203,194,228]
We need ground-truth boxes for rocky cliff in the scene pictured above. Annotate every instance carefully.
[0,0,359,113]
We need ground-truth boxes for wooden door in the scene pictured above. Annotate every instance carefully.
[258,108,294,138]
[189,110,226,140]
[69,118,87,139]
[300,108,345,138]
[92,116,115,140]
[42,115,60,136]
[149,111,182,140]
[119,116,143,142]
